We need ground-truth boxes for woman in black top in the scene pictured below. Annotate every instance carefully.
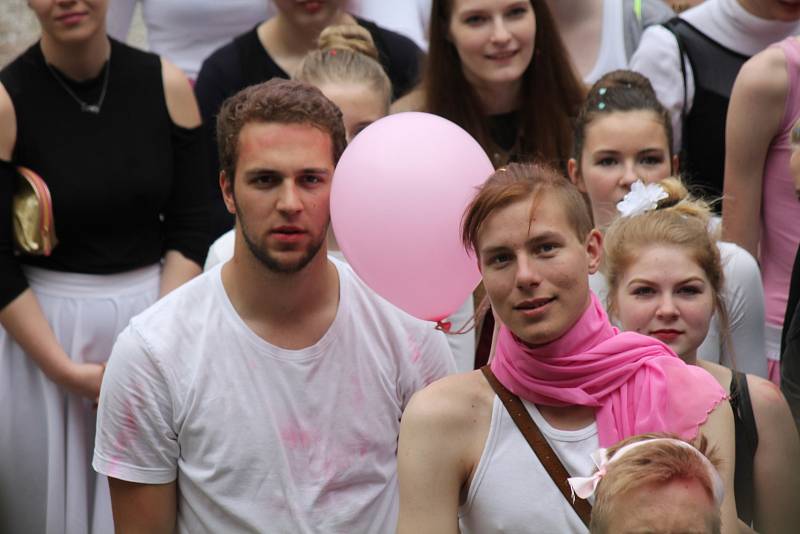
[195,0,423,237]
[0,1,210,531]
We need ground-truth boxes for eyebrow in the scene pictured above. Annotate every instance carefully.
[479,230,563,257]
[242,168,331,178]
[592,147,666,155]
[626,275,707,287]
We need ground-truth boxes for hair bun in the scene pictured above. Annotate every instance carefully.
[655,177,713,224]
[317,24,379,61]
[592,69,657,97]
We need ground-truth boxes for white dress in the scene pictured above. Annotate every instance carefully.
[0,265,159,534]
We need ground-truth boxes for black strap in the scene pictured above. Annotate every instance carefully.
[663,18,690,121]
[480,366,592,527]
[731,371,759,452]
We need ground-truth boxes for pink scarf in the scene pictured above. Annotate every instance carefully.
[490,293,727,446]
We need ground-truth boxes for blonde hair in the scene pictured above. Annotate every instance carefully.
[591,433,721,534]
[294,25,391,113]
[603,178,732,361]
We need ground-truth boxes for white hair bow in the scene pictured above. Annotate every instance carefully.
[616,180,668,217]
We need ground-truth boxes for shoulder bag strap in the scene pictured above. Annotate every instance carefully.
[480,365,592,527]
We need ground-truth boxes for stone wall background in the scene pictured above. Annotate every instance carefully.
[1,1,148,68]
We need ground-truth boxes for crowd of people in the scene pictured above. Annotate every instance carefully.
[1,0,800,533]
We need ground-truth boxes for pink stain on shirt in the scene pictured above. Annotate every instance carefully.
[280,425,318,449]
[406,332,422,364]
[107,382,145,477]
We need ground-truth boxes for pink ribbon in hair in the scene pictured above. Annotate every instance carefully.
[566,438,725,504]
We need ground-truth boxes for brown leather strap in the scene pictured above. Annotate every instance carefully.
[480,365,592,527]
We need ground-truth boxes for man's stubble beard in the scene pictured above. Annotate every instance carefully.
[235,202,328,275]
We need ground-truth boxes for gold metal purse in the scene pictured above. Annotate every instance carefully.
[12,166,58,256]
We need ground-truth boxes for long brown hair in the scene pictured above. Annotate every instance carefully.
[424,0,584,168]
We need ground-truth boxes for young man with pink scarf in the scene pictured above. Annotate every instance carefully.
[396,163,741,533]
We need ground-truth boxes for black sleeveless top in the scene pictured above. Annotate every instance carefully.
[730,370,758,526]
[0,39,211,309]
[663,18,749,207]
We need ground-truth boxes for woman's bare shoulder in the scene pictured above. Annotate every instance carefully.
[746,374,795,432]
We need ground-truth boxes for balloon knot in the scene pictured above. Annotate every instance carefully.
[435,320,452,333]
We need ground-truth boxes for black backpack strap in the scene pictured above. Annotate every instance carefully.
[662,18,690,121]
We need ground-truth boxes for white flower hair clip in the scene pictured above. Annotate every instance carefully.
[616,180,668,218]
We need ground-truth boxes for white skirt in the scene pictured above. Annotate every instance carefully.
[0,265,159,534]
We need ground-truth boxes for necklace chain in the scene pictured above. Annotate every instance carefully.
[45,53,111,114]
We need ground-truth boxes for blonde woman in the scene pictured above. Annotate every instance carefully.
[604,178,800,532]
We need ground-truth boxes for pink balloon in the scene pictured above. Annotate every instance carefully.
[331,112,493,322]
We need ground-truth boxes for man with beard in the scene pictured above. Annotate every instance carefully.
[93,79,454,533]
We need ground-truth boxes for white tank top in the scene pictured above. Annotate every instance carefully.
[459,396,598,533]
[584,0,629,84]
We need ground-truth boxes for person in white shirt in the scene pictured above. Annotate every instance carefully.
[545,0,674,85]
[107,0,269,79]
[205,25,476,373]
[265,0,433,50]
[629,0,800,201]
[396,162,739,534]
[93,78,455,533]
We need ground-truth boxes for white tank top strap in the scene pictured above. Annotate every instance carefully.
[585,0,629,84]
[459,396,598,533]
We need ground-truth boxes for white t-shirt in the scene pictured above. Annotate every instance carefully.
[264,0,432,50]
[590,241,768,378]
[93,259,455,533]
[630,0,800,151]
[459,397,597,533]
[107,0,269,79]
[205,230,477,373]
[584,0,629,85]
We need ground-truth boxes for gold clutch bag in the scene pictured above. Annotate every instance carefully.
[12,166,58,256]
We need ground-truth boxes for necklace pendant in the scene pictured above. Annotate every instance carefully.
[82,103,101,114]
